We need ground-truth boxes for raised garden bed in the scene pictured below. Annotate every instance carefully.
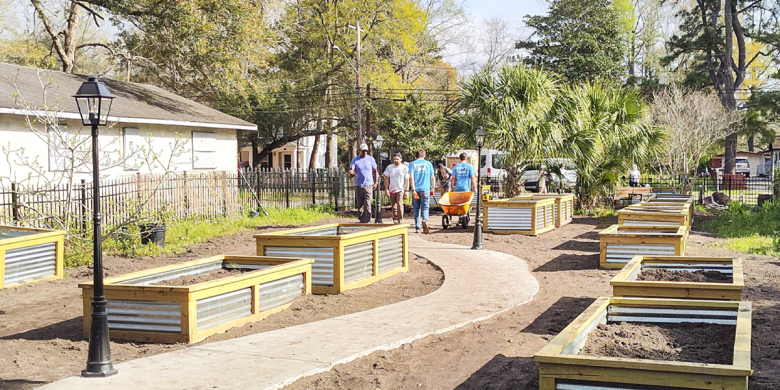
[640,200,694,221]
[482,197,556,235]
[534,297,752,390]
[254,223,408,294]
[650,194,695,202]
[618,206,690,229]
[0,225,65,288]
[530,193,575,228]
[611,256,744,300]
[79,255,312,343]
[599,225,687,269]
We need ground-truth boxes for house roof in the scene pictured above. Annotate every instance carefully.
[0,63,257,131]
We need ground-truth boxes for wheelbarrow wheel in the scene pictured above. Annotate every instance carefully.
[461,214,469,229]
[442,215,450,229]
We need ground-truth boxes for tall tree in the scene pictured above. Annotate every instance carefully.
[517,0,628,82]
[664,0,780,173]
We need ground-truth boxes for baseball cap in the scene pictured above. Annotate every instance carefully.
[359,143,369,151]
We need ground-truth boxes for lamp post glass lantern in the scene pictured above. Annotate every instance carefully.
[472,126,485,250]
[74,76,118,377]
[373,135,384,223]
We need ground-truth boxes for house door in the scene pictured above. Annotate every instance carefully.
[283,154,292,169]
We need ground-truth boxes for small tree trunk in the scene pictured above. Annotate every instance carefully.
[309,134,320,170]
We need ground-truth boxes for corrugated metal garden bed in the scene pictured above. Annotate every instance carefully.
[79,255,312,343]
[534,297,752,390]
[599,225,687,269]
[611,256,744,300]
[530,194,576,228]
[254,223,408,294]
[617,205,690,230]
[482,197,556,235]
[0,225,66,288]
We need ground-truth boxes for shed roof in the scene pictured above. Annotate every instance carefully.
[0,63,256,131]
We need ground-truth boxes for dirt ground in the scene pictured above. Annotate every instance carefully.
[2,210,779,390]
[284,210,780,390]
[582,322,735,364]
[0,217,443,390]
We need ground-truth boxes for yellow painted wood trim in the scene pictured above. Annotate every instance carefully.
[537,363,748,389]
[0,226,66,246]
[536,297,611,356]
[0,249,5,289]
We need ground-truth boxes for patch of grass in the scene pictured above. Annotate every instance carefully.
[695,202,780,257]
[64,206,336,268]
[575,207,617,218]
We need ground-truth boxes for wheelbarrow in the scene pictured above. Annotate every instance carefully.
[439,191,473,229]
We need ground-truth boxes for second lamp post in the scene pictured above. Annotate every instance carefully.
[373,135,384,223]
[472,126,485,250]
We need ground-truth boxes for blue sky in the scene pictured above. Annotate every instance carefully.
[464,0,548,23]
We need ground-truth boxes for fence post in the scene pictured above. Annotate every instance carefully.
[699,184,704,205]
[80,179,87,233]
[332,170,339,212]
[10,182,19,225]
[221,172,228,217]
[311,170,317,206]
[285,170,291,208]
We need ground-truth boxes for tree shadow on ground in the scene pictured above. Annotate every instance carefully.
[573,231,600,241]
[533,253,600,272]
[551,240,599,252]
[1,317,83,342]
[0,379,48,389]
[454,354,538,390]
[521,297,596,335]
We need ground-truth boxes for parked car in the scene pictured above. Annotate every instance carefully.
[735,157,751,177]
[521,159,578,192]
[479,149,508,183]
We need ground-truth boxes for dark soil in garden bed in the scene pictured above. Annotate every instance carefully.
[638,269,733,283]
[155,268,254,286]
[582,322,735,364]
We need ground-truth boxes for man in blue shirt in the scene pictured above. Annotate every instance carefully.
[409,149,435,234]
[451,152,476,193]
[349,143,378,223]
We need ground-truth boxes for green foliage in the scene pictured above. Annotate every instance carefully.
[64,206,336,268]
[697,202,780,256]
[517,0,628,82]
[379,93,456,161]
[450,65,662,207]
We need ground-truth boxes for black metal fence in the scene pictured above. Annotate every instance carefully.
[0,169,364,233]
[637,174,775,205]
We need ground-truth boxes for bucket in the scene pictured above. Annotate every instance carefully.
[249,211,260,218]
[139,223,167,246]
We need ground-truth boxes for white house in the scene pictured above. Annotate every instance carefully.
[240,128,338,170]
[0,63,257,184]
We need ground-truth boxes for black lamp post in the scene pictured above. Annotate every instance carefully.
[472,126,485,250]
[373,134,384,223]
[74,77,118,377]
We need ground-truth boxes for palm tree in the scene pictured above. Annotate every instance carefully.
[557,82,664,208]
[449,65,563,195]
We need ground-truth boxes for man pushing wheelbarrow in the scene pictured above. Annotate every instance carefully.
[440,152,477,229]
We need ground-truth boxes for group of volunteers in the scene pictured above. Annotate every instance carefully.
[349,144,477,234]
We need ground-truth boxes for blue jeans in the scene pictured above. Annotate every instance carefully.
[412,191,430,229]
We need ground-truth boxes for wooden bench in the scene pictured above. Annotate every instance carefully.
[613,186,653,208]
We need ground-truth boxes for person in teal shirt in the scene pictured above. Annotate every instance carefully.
[408,149,435,234]
[451,152,476,192]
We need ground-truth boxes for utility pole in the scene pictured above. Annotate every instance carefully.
[366,83,371,146]
[355,20,362,146]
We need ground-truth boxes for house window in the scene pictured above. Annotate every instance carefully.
[123,128,143,171]
[283,154,292,169]
[192,131,217,169]
[48,124,71,172]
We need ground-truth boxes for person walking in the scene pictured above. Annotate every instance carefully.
[538,164,548,194]
[436,163,453,198]
[384,153,409,224]
[451,152,476,193]
[629,164,641,187]
[409,149,435,234]
[349,143,378,223]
